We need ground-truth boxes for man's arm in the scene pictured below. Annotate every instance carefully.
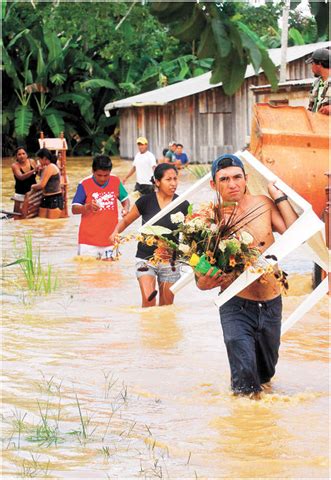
[122,166,136,184]
[267,182,298,233]
[118,181,130,216]
[71,183,99,215]
[72,202,99,215]
[195,268,233,291]
[121,198,130,216]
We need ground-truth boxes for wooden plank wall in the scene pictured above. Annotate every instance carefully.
[119,57,313,163]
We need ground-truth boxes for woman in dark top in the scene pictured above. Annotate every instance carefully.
[31,148,63,219]
[110,164,189,307]
[11,147,39,213]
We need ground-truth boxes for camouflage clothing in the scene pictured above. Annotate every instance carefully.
[308,76,330,112]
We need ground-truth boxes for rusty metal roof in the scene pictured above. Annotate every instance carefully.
[104,41,330,115]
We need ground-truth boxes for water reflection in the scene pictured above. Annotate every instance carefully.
[211,401,288,477]
[139,305,183,350]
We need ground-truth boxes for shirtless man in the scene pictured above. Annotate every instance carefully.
[196,154,298,397]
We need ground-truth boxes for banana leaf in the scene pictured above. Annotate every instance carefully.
[80,79,116,90]
[44,108,65,137]
[14,104,33,139]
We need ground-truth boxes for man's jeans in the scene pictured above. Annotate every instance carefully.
[219,295,282,394]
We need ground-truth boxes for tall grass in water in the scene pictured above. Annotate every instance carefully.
[4,234,58,294]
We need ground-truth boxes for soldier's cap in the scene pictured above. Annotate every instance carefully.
[211,154,245,180]
[305,48,330,65]
[136,137,148,145]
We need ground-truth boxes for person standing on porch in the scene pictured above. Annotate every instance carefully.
[306,48,330,115]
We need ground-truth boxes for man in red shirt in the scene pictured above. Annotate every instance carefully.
[72,155,130,259]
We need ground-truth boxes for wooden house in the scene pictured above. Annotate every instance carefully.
[104,42,330,163]
[250,78,312,107]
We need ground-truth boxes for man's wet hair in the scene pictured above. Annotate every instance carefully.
[92,154,113,171]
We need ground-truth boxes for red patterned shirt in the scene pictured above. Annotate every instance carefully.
[72,174,128,246]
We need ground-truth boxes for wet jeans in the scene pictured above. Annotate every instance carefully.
[219,295,282,394]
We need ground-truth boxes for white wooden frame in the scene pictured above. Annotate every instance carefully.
[140,150,328,332]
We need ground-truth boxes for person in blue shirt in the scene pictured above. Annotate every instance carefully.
[165,141,177,163]
[175,143,189,167]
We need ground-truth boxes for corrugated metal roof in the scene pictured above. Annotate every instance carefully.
[104,41,330,114]
[251,78,313,90]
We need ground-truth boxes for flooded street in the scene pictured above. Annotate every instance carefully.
[1,157,329,479]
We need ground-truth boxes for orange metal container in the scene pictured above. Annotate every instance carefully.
[249,104,329,218]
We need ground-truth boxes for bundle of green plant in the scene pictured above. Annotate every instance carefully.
[26,402,63,447]
[187,164,210,179]
[3,234,58,294]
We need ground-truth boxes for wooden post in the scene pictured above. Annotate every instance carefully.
[40,131,45,148]
[324,172,331,294]
[279,0,290,83]
[60,132,69,217]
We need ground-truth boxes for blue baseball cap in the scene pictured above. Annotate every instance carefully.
[211,154,245,180]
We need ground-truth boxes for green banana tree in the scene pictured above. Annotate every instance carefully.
[3,27,66,142]
[2,36,34,143]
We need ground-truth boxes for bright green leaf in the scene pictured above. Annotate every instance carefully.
[288,27,305,45]
[44,108,65,136]
[7,29,30,49]
[14,105,33,139]
[80,79,116,90]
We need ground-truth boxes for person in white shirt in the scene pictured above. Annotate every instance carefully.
[122,137,157,195]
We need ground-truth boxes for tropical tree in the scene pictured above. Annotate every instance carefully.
[2,0,213,154]
[149,1,279,95]
[149,1,329,94]
[2,0,329,155]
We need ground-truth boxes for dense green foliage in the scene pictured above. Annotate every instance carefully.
[2,0,211,155]
[2,0,328,156]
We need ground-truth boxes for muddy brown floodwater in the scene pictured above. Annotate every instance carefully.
[1,157,329,479]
